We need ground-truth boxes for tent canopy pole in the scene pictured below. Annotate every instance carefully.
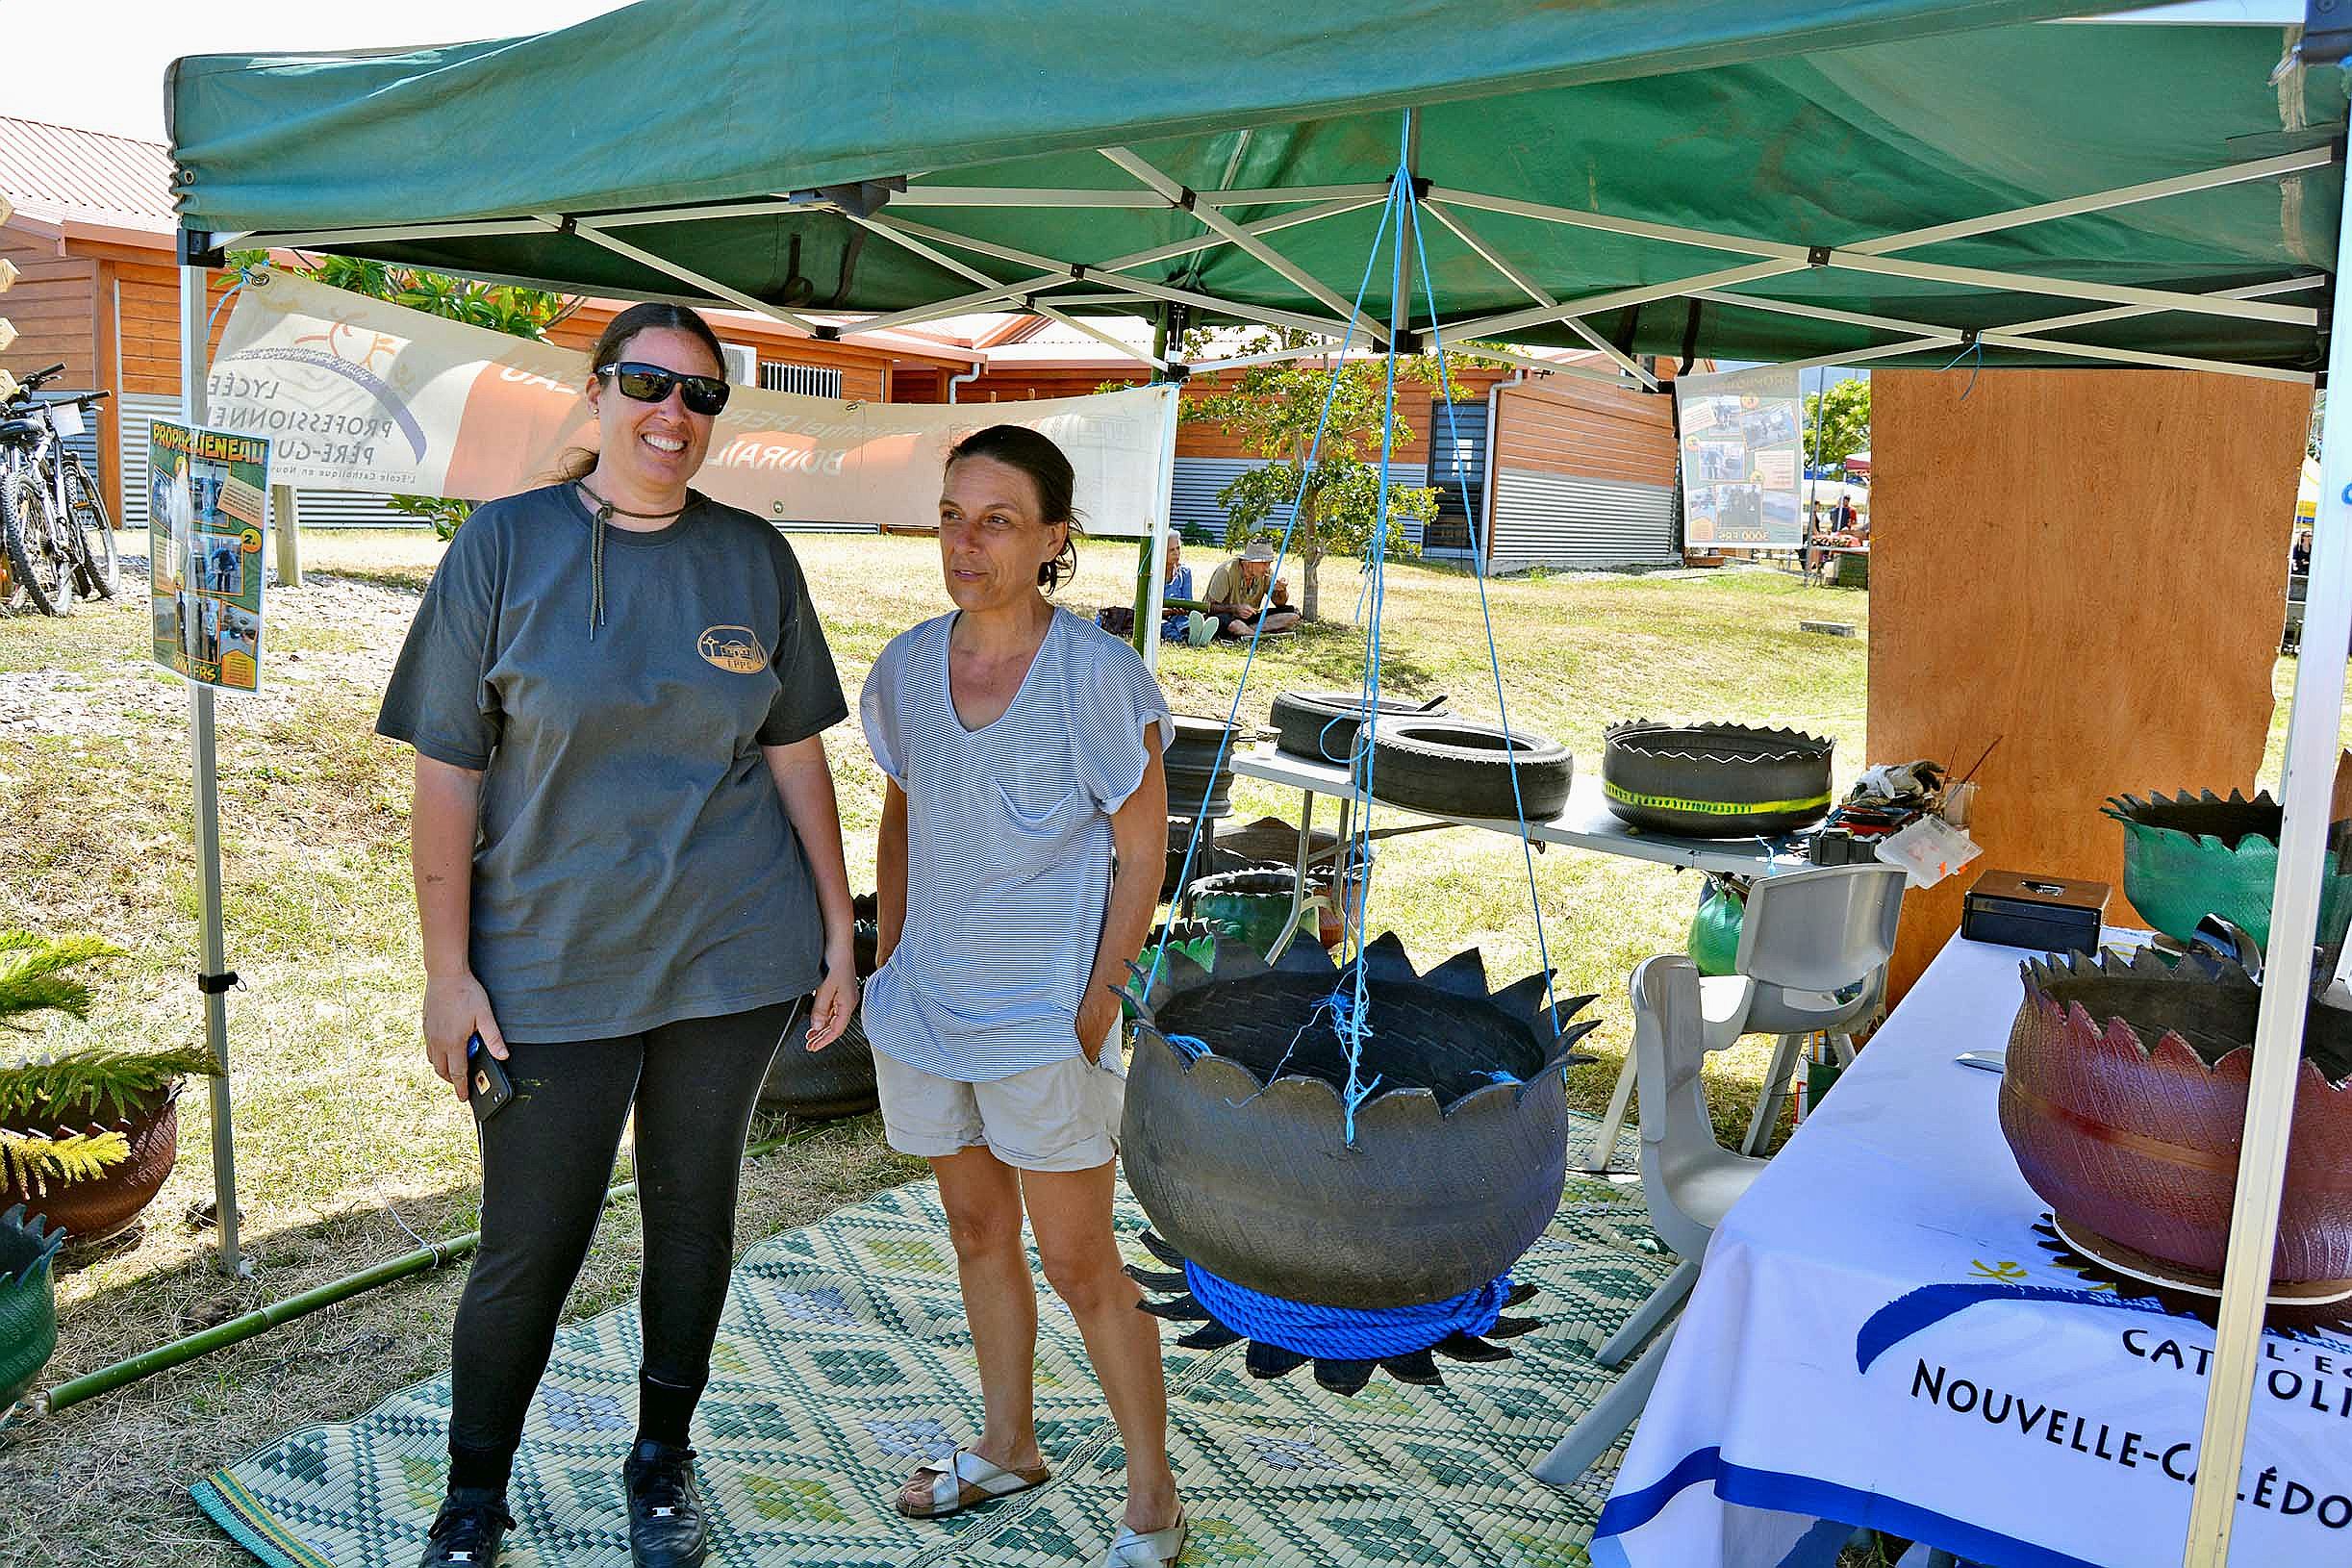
[2179,146,2352,1568]
[178,260,244,1278]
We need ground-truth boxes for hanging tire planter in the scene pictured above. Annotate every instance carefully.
[1600,721,1834,838]
[0,1083,181,1249]
[0,1205,63,1406]
[1366,720,1573,822]
[2001,948,2352,1327]
[2102,789,2352,952]
[1164,715,1245,821]
[1270,691,1449,766]
[759,896,880,1121]
[1123,933,1600,1391]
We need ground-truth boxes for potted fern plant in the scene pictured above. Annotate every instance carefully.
[0,931,215,1247]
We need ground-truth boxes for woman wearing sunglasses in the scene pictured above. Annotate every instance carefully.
[378,302,859,1568]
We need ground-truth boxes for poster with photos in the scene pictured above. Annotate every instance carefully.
[148,420,270,692]
[1674,367,1805,547]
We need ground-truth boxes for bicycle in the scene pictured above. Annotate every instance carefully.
[1,363,116,615]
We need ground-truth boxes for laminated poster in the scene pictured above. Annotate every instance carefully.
[1675,367,1806,548]
[148,420,270,692]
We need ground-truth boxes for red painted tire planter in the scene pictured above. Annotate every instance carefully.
[2000,950,2352,1286]
[0,1083,181,1248]
[1124,933,1599,1310]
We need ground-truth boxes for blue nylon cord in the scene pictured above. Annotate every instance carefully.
[1143,176,1405,1003]
[1184,1260,1510,1360]
[1404,192,1566,1041]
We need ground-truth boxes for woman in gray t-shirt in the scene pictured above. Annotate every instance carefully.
[862,427,1184,1568]
[377,303,858,1568]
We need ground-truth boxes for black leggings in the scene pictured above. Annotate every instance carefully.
[445,1000,794,1487]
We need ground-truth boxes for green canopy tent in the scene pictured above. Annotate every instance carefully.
[163,5,2352,1561]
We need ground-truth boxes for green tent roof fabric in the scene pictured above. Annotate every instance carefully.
[167,3,2343,372]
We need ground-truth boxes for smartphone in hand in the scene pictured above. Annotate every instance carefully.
[467,1032,515,1124]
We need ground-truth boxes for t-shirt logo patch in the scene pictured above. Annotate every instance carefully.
[697,625,768,673]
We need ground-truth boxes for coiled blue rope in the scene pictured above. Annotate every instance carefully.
[1184,1260,1510,1361]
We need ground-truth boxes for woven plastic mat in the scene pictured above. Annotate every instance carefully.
[194,1121,1662,1568]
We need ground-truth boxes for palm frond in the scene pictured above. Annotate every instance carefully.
[0,1127,130,1196]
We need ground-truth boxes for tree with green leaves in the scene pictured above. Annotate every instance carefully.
[224,252,581,537]
[1178,328,1456,622]
[1802,376,1871,470]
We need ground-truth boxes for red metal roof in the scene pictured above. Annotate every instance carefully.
[0,115,176,235]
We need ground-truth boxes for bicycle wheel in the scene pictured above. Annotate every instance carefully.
[63,460,117,598]
[1,462,72,617]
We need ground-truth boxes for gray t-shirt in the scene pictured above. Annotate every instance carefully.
[377,484,847,1043]
[859,609,1173,1081]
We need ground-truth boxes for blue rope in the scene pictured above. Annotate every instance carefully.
[1185,1261,1510,1361]
[1331,133,1418,1143]
[1144,175,1405,1002]
[1404,192,1567,1041]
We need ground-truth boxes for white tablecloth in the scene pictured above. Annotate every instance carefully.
[1591,932,2352,1568]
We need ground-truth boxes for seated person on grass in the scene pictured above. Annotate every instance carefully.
[1159,529,1196,642]
[1203,539,1300,640]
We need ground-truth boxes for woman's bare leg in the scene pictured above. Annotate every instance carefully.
[1024,1162,1180,1533]
[933,1147,1044,1474]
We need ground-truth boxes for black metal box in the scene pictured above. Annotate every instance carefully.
[1961,869,2110,954]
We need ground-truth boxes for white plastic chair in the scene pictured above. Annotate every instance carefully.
[1583,862,1907,1170]
[1534,953,1766,1485]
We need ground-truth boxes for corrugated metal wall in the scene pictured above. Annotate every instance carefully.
[1491,469,1676,570]
[1172,456,1427,550]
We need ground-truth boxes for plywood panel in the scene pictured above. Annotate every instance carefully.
[1870,367,2311,1002]
[1494,381,1678,486]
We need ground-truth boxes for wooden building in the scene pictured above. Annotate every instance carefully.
[0,116,976,534]
[1,115,1688,569]
[963,318,1691,569]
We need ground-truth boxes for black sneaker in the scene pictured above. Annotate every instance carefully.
[417,1488,513,1567]
[622,1439,709,1568]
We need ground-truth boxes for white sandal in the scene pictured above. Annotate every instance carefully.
[896,1447,1050,1519]
[1099,1507,1188,1567]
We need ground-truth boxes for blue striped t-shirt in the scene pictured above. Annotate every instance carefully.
[859,608,1174,1081]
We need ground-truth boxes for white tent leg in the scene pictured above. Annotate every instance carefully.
[2178,157,2352,1568]
[1140,384,1178,674]
[180,261,244,1278]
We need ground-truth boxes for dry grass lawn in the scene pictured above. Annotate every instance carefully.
[0,526,2314,1565]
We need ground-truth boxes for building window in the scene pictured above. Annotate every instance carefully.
[760,362,846,398]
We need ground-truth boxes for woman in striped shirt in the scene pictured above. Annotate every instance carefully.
[859,425,1184,1567]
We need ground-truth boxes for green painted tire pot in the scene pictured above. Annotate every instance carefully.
[0,1204,65,1407]
[2102,790,2352,952]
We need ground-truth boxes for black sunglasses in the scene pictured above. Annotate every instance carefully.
[596,361,730,416]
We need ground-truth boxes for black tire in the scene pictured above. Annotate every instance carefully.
[758,895,882,1120]
[1367,719,1572,822]
[2,465,72,617]
[1165,715,1243,820]
[1270,690,1450,765]
[63,462,117,599]
[1600,721,1834,838]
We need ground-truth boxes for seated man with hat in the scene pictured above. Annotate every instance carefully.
[1202,539,1301,641]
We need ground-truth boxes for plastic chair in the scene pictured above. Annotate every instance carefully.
[1534,954,1766,1485]
[1583,862,1906,1170]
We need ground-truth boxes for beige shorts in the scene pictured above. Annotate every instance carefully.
[873,1048,1126,1173]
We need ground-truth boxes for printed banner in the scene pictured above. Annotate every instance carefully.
[1675,366,1805,548]
[148,421,270,692]
[208,270,1176,535]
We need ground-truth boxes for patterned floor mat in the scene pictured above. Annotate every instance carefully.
[195,1155,1668,1567]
